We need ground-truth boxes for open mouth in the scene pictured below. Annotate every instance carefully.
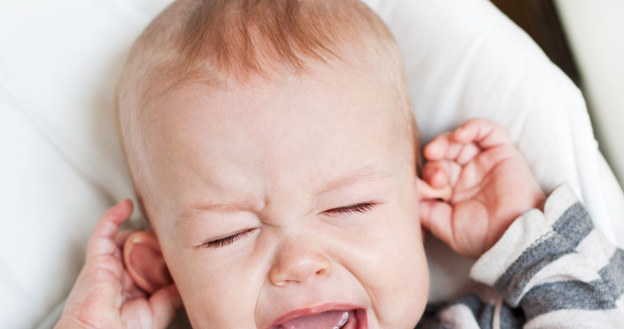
[273,309,366,329]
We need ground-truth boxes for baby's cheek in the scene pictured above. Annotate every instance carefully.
[364,217,429,329]
[381,246,429,328]
[164,250,260,329]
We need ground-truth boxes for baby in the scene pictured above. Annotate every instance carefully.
[54,0,624,328]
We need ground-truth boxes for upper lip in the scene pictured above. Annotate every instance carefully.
[267,303,360,329]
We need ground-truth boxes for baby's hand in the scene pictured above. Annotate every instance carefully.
[419,119,545,258]
[54,200,181,329]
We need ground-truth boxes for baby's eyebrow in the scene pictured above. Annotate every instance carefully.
[177,197,258,226]
[177,165,393,225]
[314,165,393,195]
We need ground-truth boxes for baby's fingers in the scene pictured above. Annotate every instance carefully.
[424,133,481,165]
[419,200,453,245]
[420,200,490,258]
[120,284,182,329]
[422,161,448,188]
[150,285,183,329]
[423,160,462,188]
[424,132,455,161]
[86,199,134,262]
[452,118,511,149]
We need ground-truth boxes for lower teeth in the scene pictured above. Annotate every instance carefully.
[334,312,349,329]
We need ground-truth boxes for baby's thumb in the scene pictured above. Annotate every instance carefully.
[150,284,183,329]
[419,200,455,248]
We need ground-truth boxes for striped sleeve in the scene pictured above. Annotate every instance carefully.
[469,182,624,328]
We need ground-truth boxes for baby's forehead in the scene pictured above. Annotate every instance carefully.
[134,61,417,192]
[138,68,411,197]
[145,60,395,133]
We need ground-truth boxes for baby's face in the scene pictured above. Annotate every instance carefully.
[138,61,429,329]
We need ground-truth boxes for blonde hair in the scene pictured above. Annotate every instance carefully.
[115,0,421,215]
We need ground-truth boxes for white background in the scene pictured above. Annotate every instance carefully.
[554,0,624,186]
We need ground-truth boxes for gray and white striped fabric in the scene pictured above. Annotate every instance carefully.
[417,183,624,328]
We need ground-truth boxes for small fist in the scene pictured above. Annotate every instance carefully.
[419,119,545,258]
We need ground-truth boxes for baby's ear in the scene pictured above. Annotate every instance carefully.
[123,231,173,294]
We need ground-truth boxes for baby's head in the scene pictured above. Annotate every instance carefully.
[115,1,446,328]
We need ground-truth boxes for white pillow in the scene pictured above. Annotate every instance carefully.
[1,0,623,328]
[366,0,624,301]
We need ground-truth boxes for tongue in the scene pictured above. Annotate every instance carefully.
[279,310,349,329]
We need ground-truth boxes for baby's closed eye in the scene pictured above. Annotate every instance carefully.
[201,228,258,249]
[322,202,377,216]
[199,203,377,249]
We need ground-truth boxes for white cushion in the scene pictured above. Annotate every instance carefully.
[364,0,624,302]
[1,0,623,328]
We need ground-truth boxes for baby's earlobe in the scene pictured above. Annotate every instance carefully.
[123,231,173,293]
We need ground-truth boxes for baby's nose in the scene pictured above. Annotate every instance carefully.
[269,237,332,286]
